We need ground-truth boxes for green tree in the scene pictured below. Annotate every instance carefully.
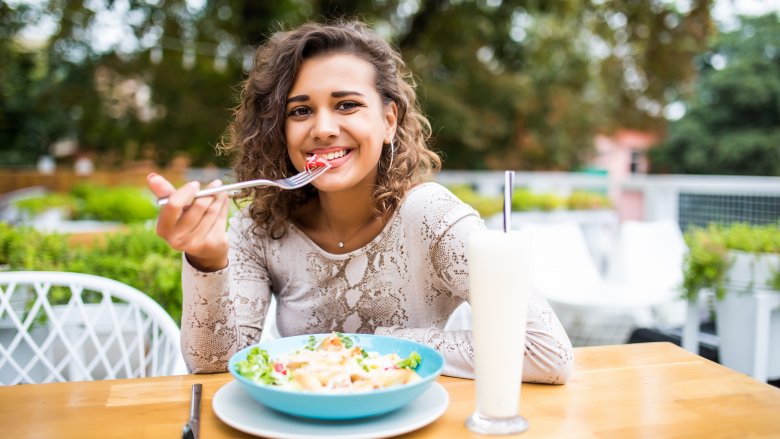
[650,13,780,176]
[395,1,713,170]
[0,2,71,166]
[2,1,713,171]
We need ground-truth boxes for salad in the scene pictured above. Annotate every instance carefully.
[234,333,423,393]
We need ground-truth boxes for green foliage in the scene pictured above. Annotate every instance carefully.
[0,2,69,166]
[683,223,780,301]
[447,185,503,218]
[0,223,71,270]
[0,223,183,324]
[567,191,611,210]
[69,184,157,223]
[13,194,74,216]
[2,1,712,171]
[13,184,157,223]
[448,185,609,217]
[512,190,566,212]
[650,14,780,176]
[721,223,780,253]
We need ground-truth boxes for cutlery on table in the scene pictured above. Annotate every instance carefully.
[157,163,330,206]
[182,383,202,439]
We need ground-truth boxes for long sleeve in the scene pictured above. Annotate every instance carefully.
[375,286,573,384]
[180,214,273,373]
[178,182,573,382]
[377,200,574,384]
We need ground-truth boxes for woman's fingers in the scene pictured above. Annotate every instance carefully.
[155,181,201,243]
[146,173,176,198]
[178,180,226,240]
[169,180,228,253]
[148,176,229,266]
[184,188,229,254]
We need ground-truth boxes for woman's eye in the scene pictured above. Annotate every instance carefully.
[288,107,310,117]
[337,101,362,111]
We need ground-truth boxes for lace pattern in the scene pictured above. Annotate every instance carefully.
[180,183,573,382]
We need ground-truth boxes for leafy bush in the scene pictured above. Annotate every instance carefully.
[13,184,158,223]
[0,223,183,324]
[567,191,611,210]
[13,194,74,216]
[70,184,158,222]
[512,189,539,211]
[528,192,566,211]
[683,223,780,301]
[447,185,503,218]
[447,185,606,216]
[0,222,71,270]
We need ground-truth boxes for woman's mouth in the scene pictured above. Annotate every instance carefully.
[307,148,352,167]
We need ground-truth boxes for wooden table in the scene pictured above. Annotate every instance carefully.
[2,342,779,438]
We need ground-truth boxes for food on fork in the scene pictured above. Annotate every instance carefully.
[305,154,330,173]
[234,332,422,393]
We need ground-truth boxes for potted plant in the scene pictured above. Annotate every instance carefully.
[683,222,780,381]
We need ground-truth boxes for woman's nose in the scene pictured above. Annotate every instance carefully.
[310,110,339,140]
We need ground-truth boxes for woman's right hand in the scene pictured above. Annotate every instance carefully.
[147,173,230,272]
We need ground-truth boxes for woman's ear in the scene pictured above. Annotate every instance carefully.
[383,101,398,144]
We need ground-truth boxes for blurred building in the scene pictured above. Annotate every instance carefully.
[591,129,658,222]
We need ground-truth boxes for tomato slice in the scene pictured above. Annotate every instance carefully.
[305,154,329,173]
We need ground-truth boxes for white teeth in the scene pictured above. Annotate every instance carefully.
[323,150,347,160]
[308,149,348,161]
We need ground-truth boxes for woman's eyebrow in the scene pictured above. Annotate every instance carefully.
[331,90,365,98]
[286,91,366,105]
[287,94,309,104]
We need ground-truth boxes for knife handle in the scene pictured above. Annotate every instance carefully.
[189,384,202,438]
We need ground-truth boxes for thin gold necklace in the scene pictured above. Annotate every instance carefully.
[325,216,377,249]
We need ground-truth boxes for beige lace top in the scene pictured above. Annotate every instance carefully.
[181,182,573,383]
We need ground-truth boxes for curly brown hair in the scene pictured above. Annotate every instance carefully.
[219,20,441,239]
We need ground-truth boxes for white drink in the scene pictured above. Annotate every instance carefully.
[466,229,529,434]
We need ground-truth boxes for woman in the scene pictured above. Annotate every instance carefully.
[148,20,573,383]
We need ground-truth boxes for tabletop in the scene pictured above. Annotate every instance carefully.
[2,342,779,438]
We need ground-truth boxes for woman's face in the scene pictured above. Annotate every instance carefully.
[285,52,397,193]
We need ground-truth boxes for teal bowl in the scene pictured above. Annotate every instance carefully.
[228,333,445,420]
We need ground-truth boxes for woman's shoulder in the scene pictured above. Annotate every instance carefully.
[227,207,276,243]
[398,182,481,232]
[403,181,475,206]
[403,181,462,205]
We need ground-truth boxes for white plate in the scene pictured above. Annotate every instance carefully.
[212,380,449,439]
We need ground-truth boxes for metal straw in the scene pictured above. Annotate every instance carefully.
[503,171,515,233]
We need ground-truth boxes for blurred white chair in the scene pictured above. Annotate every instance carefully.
[259,295,281,342]
[521,222,603,305]
[444,222,602,333]
[0,271,186,385]
[445,302,472,331]
[521,222,685,346]
[605,220,688,327]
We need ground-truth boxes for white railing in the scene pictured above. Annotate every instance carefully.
[617,174,780,225]
[185,168,780,226]
[436,171,780,225]
[435,170,609,197]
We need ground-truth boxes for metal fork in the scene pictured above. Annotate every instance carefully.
[157,163,330,206]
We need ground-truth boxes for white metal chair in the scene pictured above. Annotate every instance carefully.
[0,271,186,385]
